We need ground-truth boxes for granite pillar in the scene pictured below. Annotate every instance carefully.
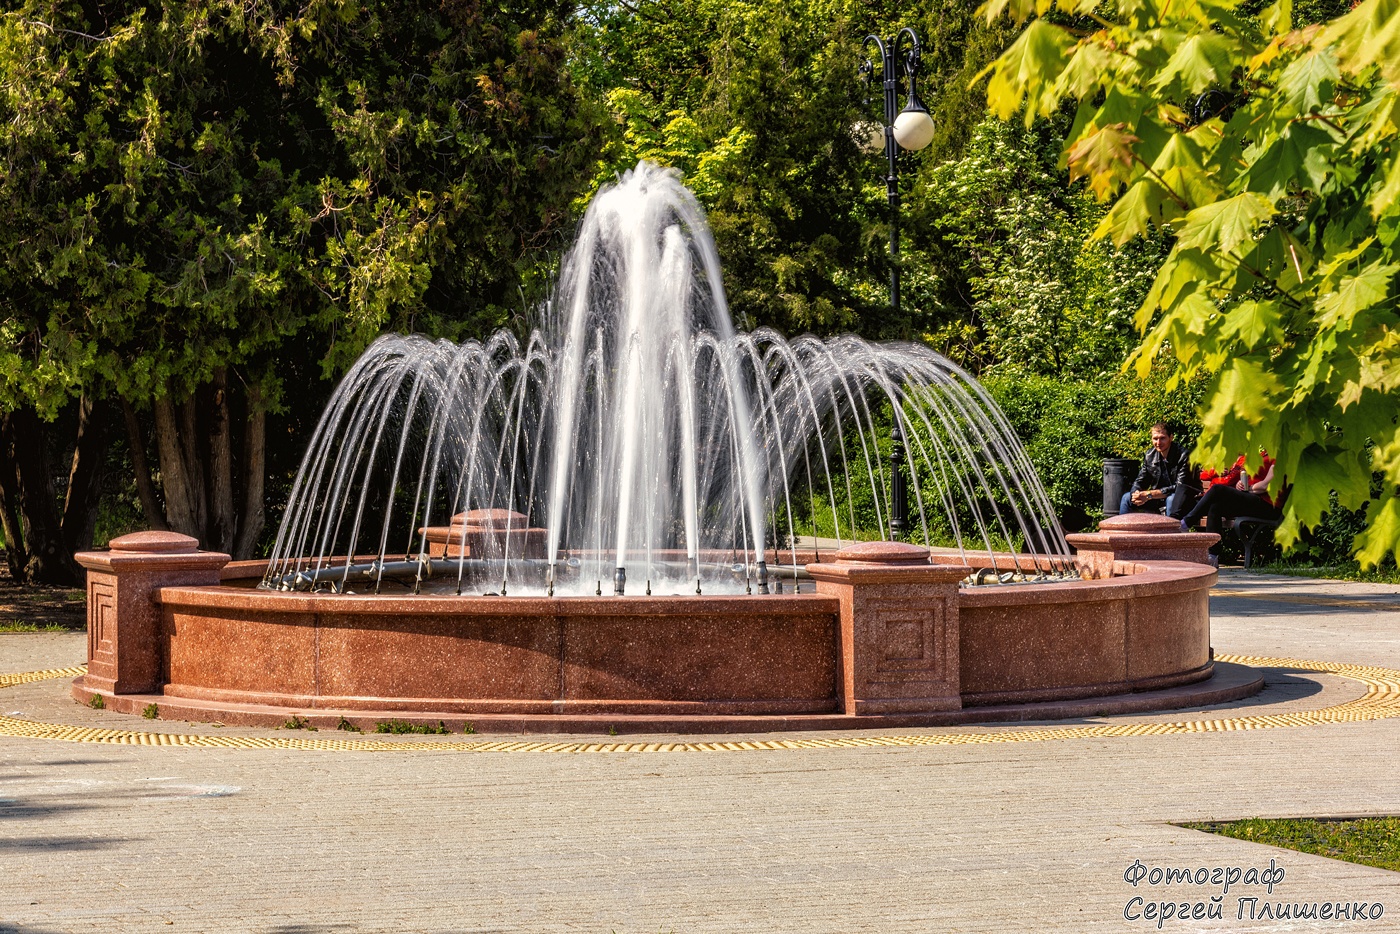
[1065,512,1219,579]
[74,531,231,694]
[806,541,970,715]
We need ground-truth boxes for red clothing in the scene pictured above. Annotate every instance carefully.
[1251,453,1277,507]
[1201,452,1277,506]
[1201,455,1247,488]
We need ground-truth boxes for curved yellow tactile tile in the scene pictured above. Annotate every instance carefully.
[0,656,1395,753]
[0,666,87,689]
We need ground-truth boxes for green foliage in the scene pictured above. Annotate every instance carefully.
[0,0,604,418]
[0,621,68,632]
[979,0,1400,567]
[573,0,1016,337]
[142,703,159,720]
[984,365,1207,529]
[87,694,104,710]
[1249,557,1400,582]
[282,715,315,730]
[1186,818,1400,873]
[917,118,1167,374]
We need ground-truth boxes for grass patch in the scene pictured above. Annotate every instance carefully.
[87,694,104,710]
[282,715,317,731]
[1185,818,1400,872]
[375,719,452,735]
[0,621,72,633]
[1249,563,1400,584]
[336,716,363,733]
[142,703,159,720]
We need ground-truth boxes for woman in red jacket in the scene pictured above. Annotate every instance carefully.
[1180,452,1282,564]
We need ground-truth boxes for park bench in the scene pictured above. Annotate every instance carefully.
[1232,516,1281,569]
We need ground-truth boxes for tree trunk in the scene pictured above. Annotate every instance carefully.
[152,396,202,540]
[207,367,237,554]
[61,394,106,555]
[178,395,208,536]
[121,399,168,531]
[233,383,266,560]
[2,408,78,585]
[0,422,30,580]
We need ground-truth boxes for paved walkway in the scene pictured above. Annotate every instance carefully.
[1,569,1398,933]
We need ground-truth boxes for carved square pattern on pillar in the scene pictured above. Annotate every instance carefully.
[868,596,947,683]
[88,576,117,676]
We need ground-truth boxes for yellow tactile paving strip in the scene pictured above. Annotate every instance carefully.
[0,655,1395,753]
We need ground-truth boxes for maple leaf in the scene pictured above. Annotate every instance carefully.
[1370,151,1400,218]
[1320,0,1400,84]
[1354,495,1400,570]
[1066,123,1140,200]
[1276,49,1341,117]
[1222,300,1283,348]
[1173,192,1276,257]
[1316,261,1400,331]
[1245,122,1334,198]
[1150,32,1239,95]
[979,19,1074,124]
[1094,178,1167,245]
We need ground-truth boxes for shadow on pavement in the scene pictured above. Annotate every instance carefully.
[0,834,137,851]
[1211,592,1400,616]
[264,928,510,934]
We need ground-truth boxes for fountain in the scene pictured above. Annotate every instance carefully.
[71,163,1259,732]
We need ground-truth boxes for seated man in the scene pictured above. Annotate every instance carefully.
[1119,422,1201,519]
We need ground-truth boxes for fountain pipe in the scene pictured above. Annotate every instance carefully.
[614,566,627,596]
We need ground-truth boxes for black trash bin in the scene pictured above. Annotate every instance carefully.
[1102,458,1139,516]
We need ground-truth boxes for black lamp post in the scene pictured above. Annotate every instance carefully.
[860,28,933,541]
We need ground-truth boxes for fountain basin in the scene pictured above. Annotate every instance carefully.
[71,533,1256,733]
[140,589,841,716]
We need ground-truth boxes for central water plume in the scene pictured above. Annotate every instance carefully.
[264,162,1073,596]
[542,165,768,587]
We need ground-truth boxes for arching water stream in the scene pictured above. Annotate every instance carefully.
[264,162,1073,595]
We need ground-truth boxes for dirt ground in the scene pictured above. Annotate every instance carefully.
[0,564,86,630]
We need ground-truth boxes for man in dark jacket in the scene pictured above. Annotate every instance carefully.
[1120,422,1201,519]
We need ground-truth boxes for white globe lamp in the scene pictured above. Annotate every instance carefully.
[892,96,934,151]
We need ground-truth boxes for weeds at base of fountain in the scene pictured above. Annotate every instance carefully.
[376,719,452,735]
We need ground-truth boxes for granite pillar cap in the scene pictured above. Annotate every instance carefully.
[451,509,530,527]
[831,540,931,565]
[108,531,201,554]
[1098,513,1181,534]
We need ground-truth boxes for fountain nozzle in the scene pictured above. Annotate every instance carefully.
[756,561,770,595]
[614,567,626,596]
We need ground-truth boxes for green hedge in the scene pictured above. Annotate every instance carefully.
[984,367,1206,532]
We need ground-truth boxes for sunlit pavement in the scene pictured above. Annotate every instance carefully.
[1,569,1398,933]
